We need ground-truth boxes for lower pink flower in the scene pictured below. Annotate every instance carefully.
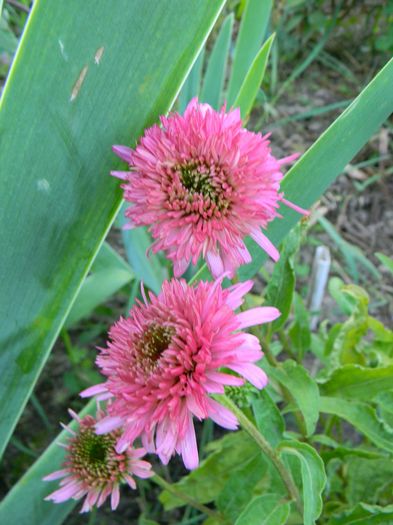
[81,278,280,469]
[43,407,153,513]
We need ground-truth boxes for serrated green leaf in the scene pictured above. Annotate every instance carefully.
[265,224,303,331]
[65,242,133,327]
[159,431,259,510]
[233,33,275,119]
[327,503,393,525]
[267,360,319,436]
[239,58,393,280]
[288,293,311,361]
[217,454,268,522]
[200,13,233,108]
[227,0,272,104]
[320,396,393,453]
[234,493,290,525]
[0,0,225,460]
[319,364,393,400]
[251,390,285,447]
[279,441,326,525]
[330,285,369,367]
[345,457,393,506]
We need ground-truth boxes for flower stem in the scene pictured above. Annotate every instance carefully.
[152,473,229,523]
[217,395,303,515]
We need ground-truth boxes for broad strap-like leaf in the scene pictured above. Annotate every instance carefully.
[200,13,233,109]
[0,0,225,460]
[226,0,272,104]
[240,57,393,280]
[65,242,133,327]
[234,33,275,119]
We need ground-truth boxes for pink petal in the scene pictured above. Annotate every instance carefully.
[124,474,137,489]
[281,197,310,216]
[80,383,108,398]
[95,416,124,434]
[237,307,280,329]
[250,228,279,262]
[112,145,132,163]
[208,399,238,430]
[206,250,224,278]
[110,170,128,180]
[277,152,300,166]
[42,469,68,482]
[173,258,189,277]
[111,484,120,510]
[226,280,254,309]
[205,371,244,387]
[180,419,199,470]
[228,363,268,389]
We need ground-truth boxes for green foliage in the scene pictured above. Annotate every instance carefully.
[200,13,233,108]
[265,224,304,331]
[0,0,225,461]
[234,33,275,119]
[240,58,393,280]
[319,397,393,454]
[234,493,290,525]
[267,360,320,436]
[0,400,96,524]
[226,0,272,104]
[2,2,393,525]
[160,431,260,510]
[65,242,133,327]
[279,441,326,525]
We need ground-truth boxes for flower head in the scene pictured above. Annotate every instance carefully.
[112,98,308,278]
[43,407,153,513]
[81,278,280,469]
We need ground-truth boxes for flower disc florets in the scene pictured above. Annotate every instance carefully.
[112,98,308,278]
[44,409,153,513]
[81,278,280,469]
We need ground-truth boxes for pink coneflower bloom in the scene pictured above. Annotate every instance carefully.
[111,98,308,278]
[81,277,280,470]
[43,407,153,513]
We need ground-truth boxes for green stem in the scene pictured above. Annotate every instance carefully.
[152,474,228,523]
[217,395,303,516]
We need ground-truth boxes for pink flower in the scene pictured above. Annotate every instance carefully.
[81,278,280,470]
[43,407,153,513]
[112,98,308,278]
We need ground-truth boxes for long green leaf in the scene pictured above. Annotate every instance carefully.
[0,0,225,459]
[320,396,393,453]
[319,364,393,401]
[178,47,206,113]
[65,242,133,327]
[233,33,275,119]
[0,399,96,524]
[227,0,272,104]
[240,57,393,280]
[200,13,233,108]
[279,441,326,525]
